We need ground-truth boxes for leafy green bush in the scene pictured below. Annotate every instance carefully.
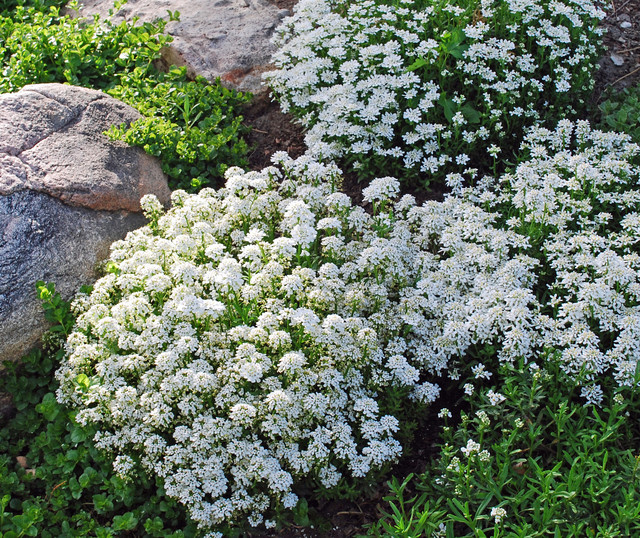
[0,1,171,92]
[0,0,64,16]
[598,83,640,144]
[372,360,640,537]
[266,0,605,187]
[0,2,251,193]
[0,283,200,537]
[107,67,251,191]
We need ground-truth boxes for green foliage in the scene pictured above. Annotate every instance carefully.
[370,360,640,537]
[598,83,640,144]
[0,0,64,15]
[0,283,202,537]
[0,1,251,193]
[107,67,251,191]
[0,1,171,93]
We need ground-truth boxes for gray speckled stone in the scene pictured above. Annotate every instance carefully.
[0,192,147,363]
[0,84,169,363]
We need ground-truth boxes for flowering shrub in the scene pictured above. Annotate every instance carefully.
[55,156,453,531]
[479,120,640,397]
[55,122,640,530]
[265,0,605,185]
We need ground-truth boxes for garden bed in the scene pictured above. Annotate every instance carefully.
[1,0,640,536]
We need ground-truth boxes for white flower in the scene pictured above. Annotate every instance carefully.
[461,439,481,458]
[229,403,257,425]
[472,363,493,380]
[491,506,507,524]
[486,390,506,406]
[580,384,604,406]
[362,177,401,203]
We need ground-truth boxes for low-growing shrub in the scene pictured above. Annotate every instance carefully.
[598,82,640,144]
[0,2,252,194]
[107,67,251,191]
[0,0,171,92]
[265,0,605,187]
[55,120,640,532]
[477,120,640,393]
[372,360,640,537]
[0,283,199,537]
[54,156,447,531]
[0,0,64,15]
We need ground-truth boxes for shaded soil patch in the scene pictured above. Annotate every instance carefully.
[242,91,306,171]
[596,0,640,99]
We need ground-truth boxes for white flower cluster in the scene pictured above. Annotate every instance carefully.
[483,120,640,389]
[57,155,450,530]
[56,120,640,529]
[265,0,604,180]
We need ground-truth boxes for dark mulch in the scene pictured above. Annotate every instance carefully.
[596,0,640,98]
[242,91,306,171]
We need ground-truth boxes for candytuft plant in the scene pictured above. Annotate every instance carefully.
[55,120,640,532]
[55,156,446,531]
[0,283,199,537]
[265,0,605,187]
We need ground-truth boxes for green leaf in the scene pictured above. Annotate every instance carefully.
[461,104,481,124]
[439,94,456,123]
[35,392,60,421]
[448,44,468,60]
[70,425,89,444]
[406,56,428,72]
[112,512,138,531]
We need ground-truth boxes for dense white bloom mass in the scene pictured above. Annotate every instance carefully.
[265,0,604,181]
[57,121,640,530]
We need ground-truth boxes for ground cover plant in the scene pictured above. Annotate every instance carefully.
[54,118,640,533]
[265,0,606,187]
[106,67,251,191]
[2,0,640,536]
[598,83,640,143]
[0,284,199,537]
[0,0,250,191]
[54,157,442,532]
[370,118,640,537]
[372,361,640,537]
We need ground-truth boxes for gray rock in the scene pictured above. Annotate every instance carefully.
[611,53,625,67]
[67,0,289,93]
[0,84,170,363]
[0,84,171,212]
[0,192,147,363]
